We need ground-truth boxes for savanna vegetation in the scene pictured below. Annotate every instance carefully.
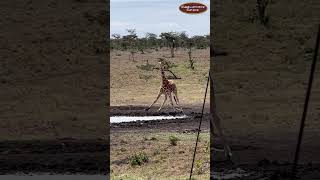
[111,29,209,71]
[110,29,211,106]
[110,30,211,179]
[111,29,209,54]
[110,132,210,179]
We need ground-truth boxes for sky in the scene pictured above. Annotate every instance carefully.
[110,0,210,37]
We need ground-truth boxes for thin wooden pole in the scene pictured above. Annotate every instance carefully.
[189,72,210,180]
[291,24,320,179]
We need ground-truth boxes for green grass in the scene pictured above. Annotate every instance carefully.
[111,132,210,179]
[129,152,149,166]
[111,174,209,180]
[169,135,180,146]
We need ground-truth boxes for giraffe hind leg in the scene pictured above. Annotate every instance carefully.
[172,84,180,105]
[173,88,183,112]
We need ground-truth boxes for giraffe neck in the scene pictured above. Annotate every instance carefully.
[160,67,168,85]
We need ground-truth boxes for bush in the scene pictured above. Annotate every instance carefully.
[150,137,157,141]
[129,152,149,166]
[136,63,155,71]
[195,160,204,175]
[169,135,180,146]
[153,149,161,156]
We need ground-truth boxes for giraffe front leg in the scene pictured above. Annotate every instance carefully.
[145,90,162,111]
[158,94,167,112]
[168,94,176,112]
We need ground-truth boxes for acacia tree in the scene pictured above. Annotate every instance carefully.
[160,32,177,58]
[145,33,158,49]
[191,35,209,49]
[123,29,138,61]
[110,30,210,61]
[174,32,195,70]
[137,37,148,54]
[111,33,121,50]
[177,31,189,49]
[187,41,195,70]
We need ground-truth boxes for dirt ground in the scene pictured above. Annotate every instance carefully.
[110,48,210,106]
[1,0,108,175]
[110,44,211,178]
[111,105,320,180]
[111,105,211,179]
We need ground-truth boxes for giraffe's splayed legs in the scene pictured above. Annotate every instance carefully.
[168,93,177,112]
[158,95,167,111]
[146,61,182,112]
[145,89,163,111]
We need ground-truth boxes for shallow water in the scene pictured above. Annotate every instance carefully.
[110,115,188,123]
[0,175,107,180]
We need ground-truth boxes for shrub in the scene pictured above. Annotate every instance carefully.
[138,74,154,82]
[129,152,149,166]
[169,135,180,146]
[153,149,161,156]
[195,160,204,175]
[150,137,157,141]
[205,141,210,153]
[136,64,155,71]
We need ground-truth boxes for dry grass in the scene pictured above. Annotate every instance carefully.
[110,48,210,107]
[110,43,210,179]
[110,132,210,179]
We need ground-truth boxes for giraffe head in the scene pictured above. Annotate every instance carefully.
[157,58,168,70]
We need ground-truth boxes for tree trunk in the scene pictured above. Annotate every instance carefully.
[171,47,174,58]
[188,47,195,70]
[170,41,175,57]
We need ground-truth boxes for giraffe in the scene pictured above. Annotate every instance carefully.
[210,73,232,158]
[145,59,182,112]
